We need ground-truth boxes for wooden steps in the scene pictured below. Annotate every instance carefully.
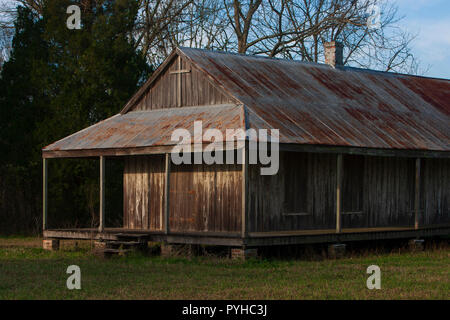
[93,234,149,257]
[107,241,142,247]
[114,233,149,242]
[94,248,132,258]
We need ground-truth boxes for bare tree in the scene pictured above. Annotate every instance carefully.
[16,0,45,14]
[2,0,423,75]
[219,0,420,73]
[132,0,194,66]
[0,0,17,65]
[168,0,232,51]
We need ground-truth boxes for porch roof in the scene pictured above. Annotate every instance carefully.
[42,104,244,158]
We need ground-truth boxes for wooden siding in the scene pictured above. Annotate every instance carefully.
[123,155,165,230]
[122,152,449,235]
[248,152,337,232]
[421,158,450,226]
[169,162,242,233]
[248,152,439,232]
[342,157,416,229]
[342,155,364,214]
[131,55,234,111]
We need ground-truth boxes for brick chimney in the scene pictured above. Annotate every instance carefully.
[324,41,344,68]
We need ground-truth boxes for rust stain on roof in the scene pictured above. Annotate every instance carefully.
[180,47,449,151]
[43,104,244,152]
[44,47,450,155]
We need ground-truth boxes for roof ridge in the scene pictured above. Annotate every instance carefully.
[126,103,240,114]
[342,66,450,82]
[179,46,450,82]
[179,46,327,69]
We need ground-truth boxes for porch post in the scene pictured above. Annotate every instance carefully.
[414,158,421,230]
[241,142,248,238]
[43,158,48,231]
[99,156,105,232]
[164,153,171,234]
[336,154,343,233]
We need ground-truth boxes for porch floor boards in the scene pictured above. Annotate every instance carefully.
[43,225,450,247]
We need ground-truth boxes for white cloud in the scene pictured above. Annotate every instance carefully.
[406,19,450,61]
[393,0,444,11]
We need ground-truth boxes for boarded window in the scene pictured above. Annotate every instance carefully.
[283,153,308,214]
[342,155,364,213]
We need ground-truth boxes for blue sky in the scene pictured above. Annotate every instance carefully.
[395,0,450,78]
[2,0,449,79]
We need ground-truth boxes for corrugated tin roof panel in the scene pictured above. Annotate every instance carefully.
[44,47,449,154]
[180,47,450,151]
[43,104,243,151]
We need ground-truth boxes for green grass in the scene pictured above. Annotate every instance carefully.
[0,238,449,299]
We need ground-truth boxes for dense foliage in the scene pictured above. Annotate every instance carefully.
[0,0,151,234]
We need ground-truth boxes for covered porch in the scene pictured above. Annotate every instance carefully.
[42,144,450,250]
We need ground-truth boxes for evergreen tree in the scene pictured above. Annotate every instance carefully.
[0,6,48,233]
[0,6,47,166]
[0,0,151,234]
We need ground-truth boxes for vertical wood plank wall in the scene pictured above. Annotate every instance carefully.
[248,152,337,232]
[358,157,415,228]
[131,56,233,111]
[123,153,449,234]
[123,155,165,230]
[123,155,242,233]
[248,152,449,233]
[421,158,450,226]
[169,162,242,233]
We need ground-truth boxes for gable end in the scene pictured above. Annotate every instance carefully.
[123,51,236,112]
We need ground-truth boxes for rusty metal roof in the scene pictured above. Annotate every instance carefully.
[44,47,450,157]
[180,47,449,151]
[43,104,244,153]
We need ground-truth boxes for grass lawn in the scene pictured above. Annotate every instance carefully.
[0,237,449,300]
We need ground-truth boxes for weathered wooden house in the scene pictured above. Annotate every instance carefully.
[42,43,450,256]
